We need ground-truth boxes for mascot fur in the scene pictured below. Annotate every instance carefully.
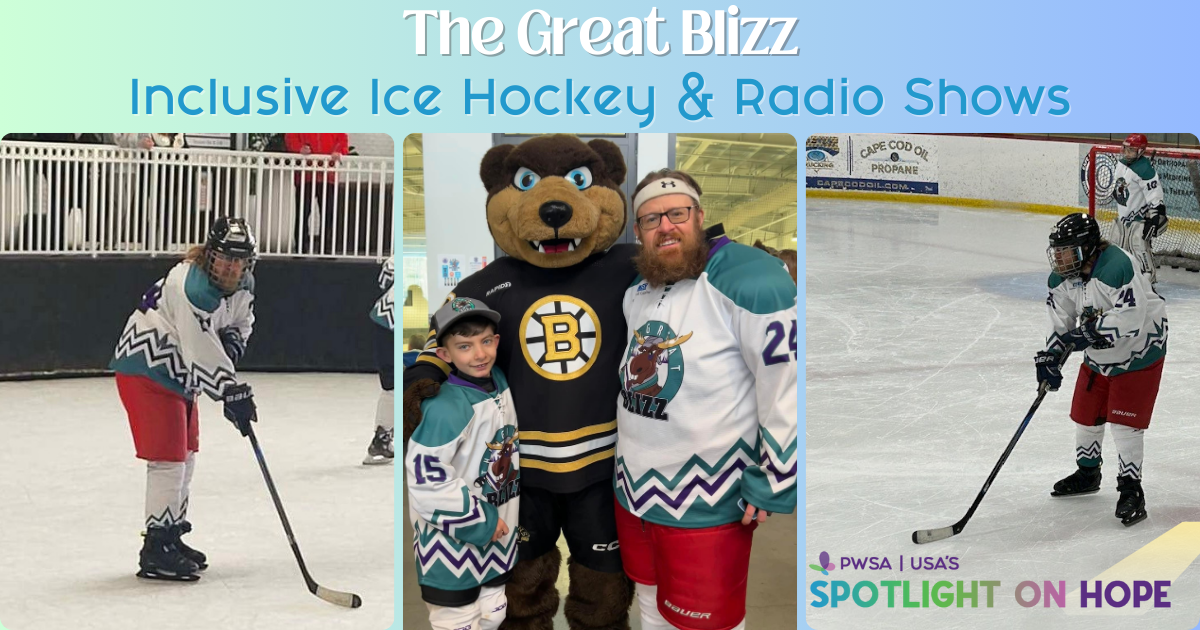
[404,135,638,629]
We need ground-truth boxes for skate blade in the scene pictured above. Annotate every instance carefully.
[137,569,200,582]
[1121,511,1148,527]
[362,454,394,466]
[1050,488,1101,497]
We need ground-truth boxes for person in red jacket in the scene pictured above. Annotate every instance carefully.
[284,133,348,255]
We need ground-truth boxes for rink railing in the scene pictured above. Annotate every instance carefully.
[0,141,394,259]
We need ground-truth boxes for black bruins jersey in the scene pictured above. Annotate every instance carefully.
[406,245,638,493]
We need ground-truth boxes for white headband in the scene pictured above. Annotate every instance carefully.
[633,178,701,215]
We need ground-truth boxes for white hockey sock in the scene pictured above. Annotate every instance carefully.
[1111,424,1145,480]
[145,460,186,529]
[375,389,394,432]
[180,451,196,522]
[1075,423,1105,468]
[636,583,674,630]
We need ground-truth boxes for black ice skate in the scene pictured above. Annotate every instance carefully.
[363,426,394,465]
[137,525,200,582]
[1051,464,1102,497]
[1115,475,1148,527]
[177,521,207,571]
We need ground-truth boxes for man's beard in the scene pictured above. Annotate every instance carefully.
[634,222,709,287]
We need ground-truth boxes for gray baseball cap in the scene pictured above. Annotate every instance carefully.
[433,297,502,344]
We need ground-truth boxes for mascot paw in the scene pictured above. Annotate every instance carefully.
[402,378,440,445]
[564,557,635,630]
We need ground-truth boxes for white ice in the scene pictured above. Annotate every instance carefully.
[806,199,1200,629]
[0,373,394,630]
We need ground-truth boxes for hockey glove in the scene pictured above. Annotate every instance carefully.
[223,383,257,437]
[219,327,246,365]
[1062,318,1113,351]
[1143,205,1168,239]
[1034,351,1063,392]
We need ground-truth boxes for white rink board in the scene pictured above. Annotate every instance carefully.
[0,373,394,630]
[805,198,1200,629]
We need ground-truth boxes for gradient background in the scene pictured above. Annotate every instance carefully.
[2,0,1199,628]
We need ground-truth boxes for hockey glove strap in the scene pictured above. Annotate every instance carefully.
[1061,319,1112,351]
[222,383,257,437]
[1034,351,1063,392]
[1143,205,1168,239]
[219,328,246,365]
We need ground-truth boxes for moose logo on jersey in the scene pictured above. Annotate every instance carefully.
[474,426,520,506]
[620,321,692,421]
[1113,177,1129,207]
[520,295,601,382]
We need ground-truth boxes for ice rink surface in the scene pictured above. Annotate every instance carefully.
[806,199,1200,629]
[0,373,394,630]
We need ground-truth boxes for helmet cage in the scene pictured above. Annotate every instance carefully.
[1047,244,1086,278]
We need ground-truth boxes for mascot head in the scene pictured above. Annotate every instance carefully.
[480,134,627,269]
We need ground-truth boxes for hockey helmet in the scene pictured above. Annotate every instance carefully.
[1122,133,1148,163]
[1047,213,1101,278]
[204,216,257,294]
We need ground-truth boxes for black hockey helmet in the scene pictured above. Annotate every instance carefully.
[1047,213,1101,278]
[204,216,257,294]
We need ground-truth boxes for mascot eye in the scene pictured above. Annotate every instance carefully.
[565,167,593,190]
[514,167,541,191]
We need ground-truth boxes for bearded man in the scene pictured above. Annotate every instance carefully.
[613,169,798,630]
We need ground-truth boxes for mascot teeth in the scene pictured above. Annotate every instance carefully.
[530,238,579,254]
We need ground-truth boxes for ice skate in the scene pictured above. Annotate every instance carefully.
[176,521,207,571]
[137,525,200,582]
[1051,464,1101,497]
[1116,476,1147,527]
[363,426,394,465]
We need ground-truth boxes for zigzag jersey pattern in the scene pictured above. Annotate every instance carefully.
[370,257,395,330]
[616,235,798,528]
[111,261,254,399]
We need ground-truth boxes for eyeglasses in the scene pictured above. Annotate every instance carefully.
[636,206,695,230]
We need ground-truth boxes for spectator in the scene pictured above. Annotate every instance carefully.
[285,133,348,255]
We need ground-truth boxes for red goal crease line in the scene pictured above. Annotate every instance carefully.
[1063,522,1200,616]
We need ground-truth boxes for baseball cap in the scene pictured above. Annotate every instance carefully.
[432,297,502,344]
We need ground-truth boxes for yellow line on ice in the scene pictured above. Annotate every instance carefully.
[1064,521,1200,616]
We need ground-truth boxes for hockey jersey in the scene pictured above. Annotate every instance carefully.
[1046,245,1168,376]
[405,245,639,493]
[111,261,254,399]
[370,257,395,331]
[615,235,798,528]
[1113,156,1164,226]
[408,370,520,591]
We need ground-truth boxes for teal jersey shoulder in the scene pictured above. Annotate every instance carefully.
[1128,156,1156,181]
[1048,271,1065,289]
[184,264,223,313]
[705,242,796,315]
[1090,246,1135,289]
[413,368,510,447]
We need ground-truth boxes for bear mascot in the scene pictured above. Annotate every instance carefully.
[404,135,638,629]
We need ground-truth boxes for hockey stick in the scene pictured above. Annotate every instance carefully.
[247,425,363,608]
[912,349,1072,544]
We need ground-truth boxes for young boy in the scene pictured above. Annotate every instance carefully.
[407,297,520,630]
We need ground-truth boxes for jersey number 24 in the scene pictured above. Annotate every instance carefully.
[763,319,798,366]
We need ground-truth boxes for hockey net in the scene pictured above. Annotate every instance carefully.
[1086,145,1200,272]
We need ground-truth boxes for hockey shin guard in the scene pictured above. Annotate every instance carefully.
[1112,423,1144,480]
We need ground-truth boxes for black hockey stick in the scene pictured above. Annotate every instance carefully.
[912,349,1072,544]
[247,425,363,608]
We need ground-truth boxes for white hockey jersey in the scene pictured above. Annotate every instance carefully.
[1112,156,1164,226]
[615,236,797,528]
[1046,245,1167,376]
[111,261,254,399]
[408,370,520,591]
[370,257,394,331]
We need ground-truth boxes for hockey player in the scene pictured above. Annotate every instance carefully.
[1110,133,1168,283]
[364,256,395,465]
[1037,213,1167,527]
[111,217,259,581]
[615,170,797,630]
[407,298,519,630]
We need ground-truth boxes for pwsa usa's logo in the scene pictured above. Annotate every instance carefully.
[809,552,835,575]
